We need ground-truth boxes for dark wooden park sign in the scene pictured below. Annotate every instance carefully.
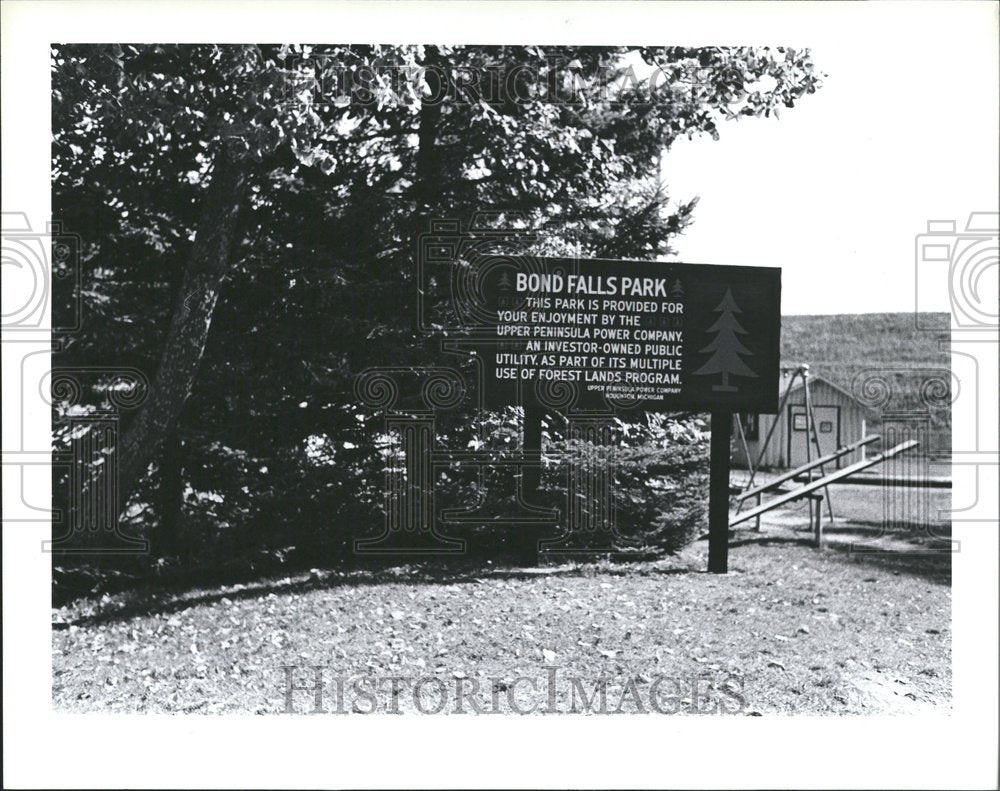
[479,257,780,414]
[474,256,782,573]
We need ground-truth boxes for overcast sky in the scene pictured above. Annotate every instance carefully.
[661,5,999,316]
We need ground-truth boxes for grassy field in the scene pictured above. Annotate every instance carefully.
[781,312,950,373]
[781,312,951,455]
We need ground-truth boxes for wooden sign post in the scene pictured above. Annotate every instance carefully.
[520,395,544,566]
[708,411,733,573]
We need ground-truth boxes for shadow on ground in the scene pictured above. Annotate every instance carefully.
[53,521,950,631]
[728,524,951,586]
[53,556,704,629]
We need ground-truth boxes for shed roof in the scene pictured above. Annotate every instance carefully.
[777,370,864,405]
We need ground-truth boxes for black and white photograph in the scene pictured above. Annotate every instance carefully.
[2,1,998,789]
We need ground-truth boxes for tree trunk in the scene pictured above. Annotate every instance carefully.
[116,141,248,516]
[413,46,444,217]
[157,433,185,559]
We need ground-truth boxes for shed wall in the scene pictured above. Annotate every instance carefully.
[732,379,869,470]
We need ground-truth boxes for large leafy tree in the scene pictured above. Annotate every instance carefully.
[52,44,821,576]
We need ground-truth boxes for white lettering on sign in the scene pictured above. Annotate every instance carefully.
[515,273,672,298]
[489,260,780,410]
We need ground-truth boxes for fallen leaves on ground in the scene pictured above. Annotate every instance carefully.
[51,539,951,715]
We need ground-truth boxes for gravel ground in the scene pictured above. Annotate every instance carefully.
[53,517,951,716]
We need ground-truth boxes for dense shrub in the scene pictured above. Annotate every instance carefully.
[543,413,710,554]
[52,405,710,602]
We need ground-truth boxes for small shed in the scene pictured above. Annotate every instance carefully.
[732,371,871,471]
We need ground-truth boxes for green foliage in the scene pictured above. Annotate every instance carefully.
[545,414,710,554]
[50,44,823,597]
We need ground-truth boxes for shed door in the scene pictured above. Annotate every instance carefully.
[788,405,840,468]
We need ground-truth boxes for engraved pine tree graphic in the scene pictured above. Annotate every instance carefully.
[694,287,758,392]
